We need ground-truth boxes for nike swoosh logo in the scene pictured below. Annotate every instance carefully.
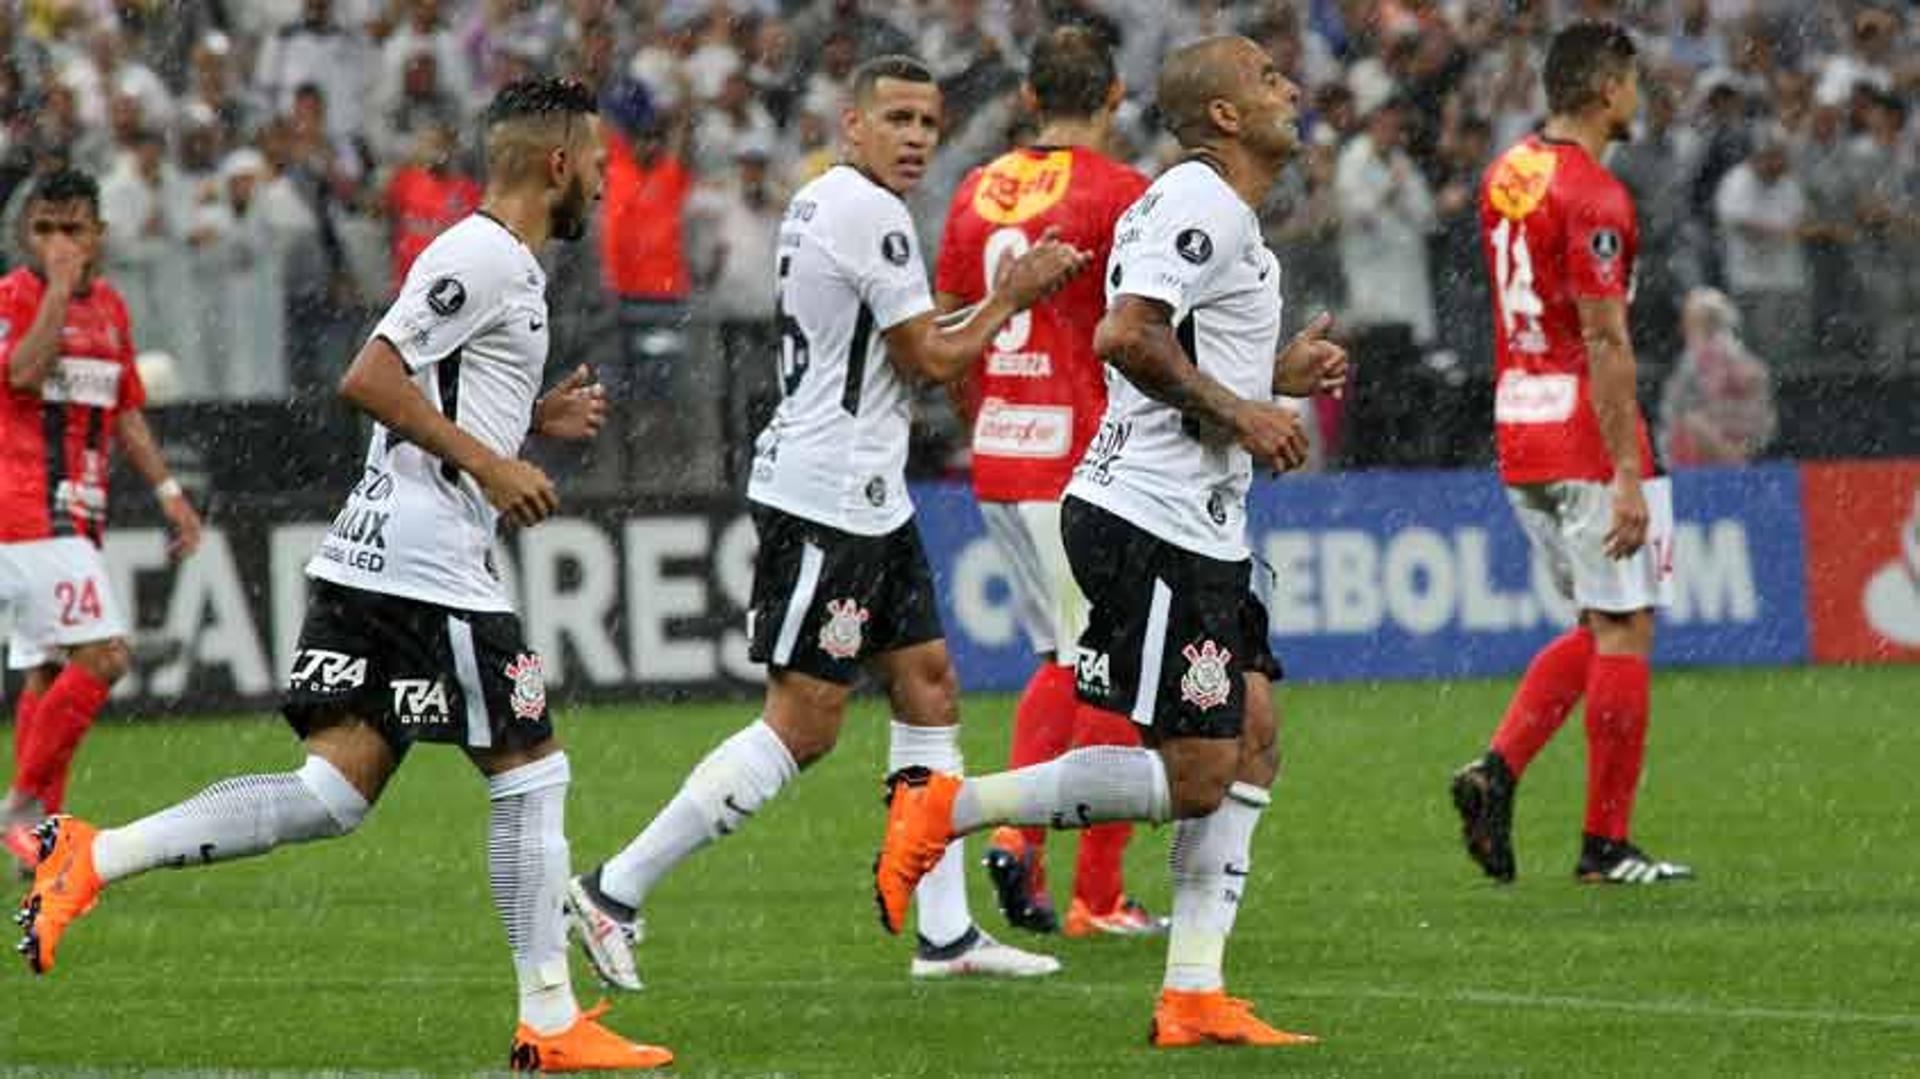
[530,318,545,331]
[1223,863,1250,878]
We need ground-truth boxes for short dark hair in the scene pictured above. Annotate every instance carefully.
[484,77,600,128]
[25,169,100,217]
[1544,21,1638,116]
[1028,25,1116,121]
[850,54,935,107]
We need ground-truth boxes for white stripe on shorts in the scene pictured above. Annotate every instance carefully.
[448,616,492,749]
[773,542,825,666]
[1130,578,1174,727]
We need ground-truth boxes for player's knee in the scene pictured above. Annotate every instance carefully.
[1586,608,1655,655]
[297,755,372,836]
[765,709,840,767]
[71,639,131,685]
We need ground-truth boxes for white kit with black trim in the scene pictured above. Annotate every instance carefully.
[308,213,550,612]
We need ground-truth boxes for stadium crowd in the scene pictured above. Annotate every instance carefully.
[1,0,1916,474]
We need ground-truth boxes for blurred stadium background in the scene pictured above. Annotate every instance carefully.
[3,0,1920,1074]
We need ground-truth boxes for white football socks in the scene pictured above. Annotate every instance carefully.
[91,755,369,884]
[487,752,578,1036]
[597,718,798,911]
[888,722,971,948]
[950,744,1172,835]
[1163,781,1269,993]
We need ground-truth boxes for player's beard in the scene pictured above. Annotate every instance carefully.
[550,173,590,242]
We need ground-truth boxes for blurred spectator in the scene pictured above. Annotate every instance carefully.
[256,0,372,144]
[1429,109,1494,366]
[464,0,563,95]
[0,5,50,88]
[793,0,913,74]
[381,121,480,295]
[1797,97,1865,363]
[1659,288,1776,467]
[1661,0,1727,74]
[1814,5,1899,107]
[369,50,466,164]
[1849,89,1917,368]
[603,91,694,404]
[59,24,175,133]
[380,0,474,113]
[691,137,785,476]
[182,33,260,139]
[694,70,778,177]
[182,149,318,400]
[1715,129,1809,367]
[100,128,189,357]
[1336,94,1437,345]
[1614,79,1704,370]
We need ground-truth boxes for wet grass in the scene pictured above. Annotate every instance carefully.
[3,665,1917,1077]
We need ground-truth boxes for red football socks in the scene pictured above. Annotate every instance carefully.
[9,686,42,802]
[1008,663,1078,850]
[1068,704,1140,913]
[1583,654,1651,842]
[17,665,110,814]
[1489,626,1595,777]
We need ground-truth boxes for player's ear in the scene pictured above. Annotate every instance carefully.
[841,102,863,147]
[1018,83,1041,116]
[1207,96,1240,136]
[1104,78,1125,113]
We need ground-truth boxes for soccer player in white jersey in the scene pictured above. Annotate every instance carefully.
[565,55,1086,986]
[14,80,674,1073]
[874,36,1350,1047]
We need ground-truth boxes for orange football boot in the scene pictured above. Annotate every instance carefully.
[872,766,961,935]
[508,1001,674,1072]
[1150,988,1319,1048]
[14,815,103,975]
[1063,895,1168,938]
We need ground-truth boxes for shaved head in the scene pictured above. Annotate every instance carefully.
[1157,36,1263,146]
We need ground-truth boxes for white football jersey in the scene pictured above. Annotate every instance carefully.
[1065,160,1284,562]
[307,213,549,612]
[747,165,934,535]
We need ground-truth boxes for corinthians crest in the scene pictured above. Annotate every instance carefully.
[504,653,547,719]
[1179,640,1233,711]
[818,598,870,660]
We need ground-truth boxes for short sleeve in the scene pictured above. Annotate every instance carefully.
[1563,183,1635,302]
[837,191,934,330]
[1106,176,1244,324]
[0,280,39,371]
[372,241,502,371]
[932,174,983,302]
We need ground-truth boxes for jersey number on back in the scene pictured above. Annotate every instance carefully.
[775,255,810,396]
[1490,217,1546,353]
[985,227,1031,352]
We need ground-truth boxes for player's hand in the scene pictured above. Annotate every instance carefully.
[1604,474,1649,560]
[1278,311,1349,398]
[478,457,558,528]
[1231,399,1310,473]
[42,236,86,297]
[997,225,1091,311]
[161,491,203,561]
[534,364,607,441]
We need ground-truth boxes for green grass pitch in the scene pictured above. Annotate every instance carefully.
[3,666,1918,1077]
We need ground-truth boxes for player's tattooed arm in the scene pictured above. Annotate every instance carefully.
[341,337,558,527]
[1577,296,1648,558]
[1096,295,1308,472]
[1273,311,1349,398]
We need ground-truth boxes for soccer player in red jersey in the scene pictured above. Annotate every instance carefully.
[1451,22,1692,885]
[0,169,202,871]
[933,27,1162,937]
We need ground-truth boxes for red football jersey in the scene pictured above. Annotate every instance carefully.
[1480,134,1655,484]
[936,145,1148,502]
[0,267,145,544]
